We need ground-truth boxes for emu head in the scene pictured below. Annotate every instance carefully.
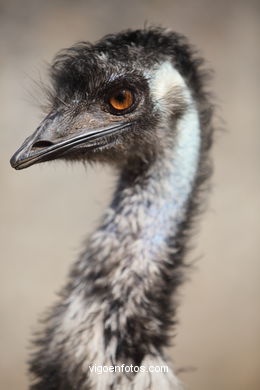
[10,28,202,171]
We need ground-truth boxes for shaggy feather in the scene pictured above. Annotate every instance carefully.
[21,27,215,390]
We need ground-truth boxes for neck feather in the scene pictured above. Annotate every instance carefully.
[60,105,200,384]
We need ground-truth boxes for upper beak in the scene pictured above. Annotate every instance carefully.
[10,113,131,170]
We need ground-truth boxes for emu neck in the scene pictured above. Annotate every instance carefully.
[80,107,200,363]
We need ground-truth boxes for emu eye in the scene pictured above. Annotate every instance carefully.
[108,89,135,113]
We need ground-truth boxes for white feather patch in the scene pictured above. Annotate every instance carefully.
[149,61,187,107]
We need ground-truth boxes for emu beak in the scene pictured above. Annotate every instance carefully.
[10,112,131,170]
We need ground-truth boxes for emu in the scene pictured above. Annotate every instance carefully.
[10,28,214,390]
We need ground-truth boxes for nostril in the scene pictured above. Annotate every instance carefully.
[32,140,54,149]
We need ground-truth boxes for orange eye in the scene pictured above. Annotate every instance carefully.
[109,90,134,112]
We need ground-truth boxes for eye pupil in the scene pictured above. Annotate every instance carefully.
[115,93,125,103]
[109,89,134,112]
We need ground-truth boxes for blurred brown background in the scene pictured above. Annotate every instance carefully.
[1,0,259,389]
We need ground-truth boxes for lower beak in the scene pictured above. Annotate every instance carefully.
[10,122,130,170]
